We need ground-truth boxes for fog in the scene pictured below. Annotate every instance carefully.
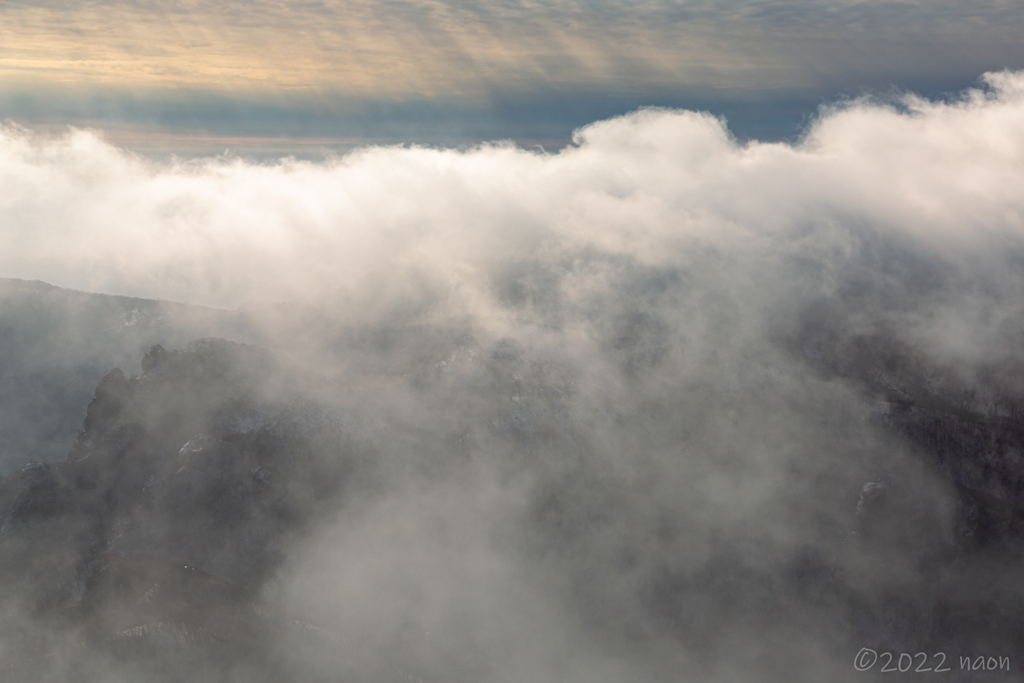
[2,70,1021,311]
[1,71,1024,681]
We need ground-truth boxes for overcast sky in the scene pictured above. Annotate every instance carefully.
[2,0,1023,150]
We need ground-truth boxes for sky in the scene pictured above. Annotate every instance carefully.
[2,0,1023,151]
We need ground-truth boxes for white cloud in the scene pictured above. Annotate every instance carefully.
[1,72,1022,327]
[5,71,1024,681]
[3,73,1024,427]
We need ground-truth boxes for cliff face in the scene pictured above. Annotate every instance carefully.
[791,327,1024,671]
[0,278,252,474]
[0,339,360,681]
[806,328,1024,557]
[3,328,1024,682]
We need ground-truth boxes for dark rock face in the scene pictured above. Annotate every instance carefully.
[0,278,255,473]
[3,327,1024,681]
[0,339,357,681]
[827,345,1024,560]
[82,368,129,433]
[798,331,1024,672]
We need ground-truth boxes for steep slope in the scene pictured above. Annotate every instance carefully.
[0,279,254,473]
[0,339,363,681]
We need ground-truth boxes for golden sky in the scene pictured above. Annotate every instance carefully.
[7,0,1014,97]
[1,0,1022,144]
[0,1,725,96]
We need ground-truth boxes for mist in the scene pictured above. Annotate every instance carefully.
[1,70,1021,311]
[2,71,1024,681]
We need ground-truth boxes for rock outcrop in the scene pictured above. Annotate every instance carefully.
[0,339,357,681]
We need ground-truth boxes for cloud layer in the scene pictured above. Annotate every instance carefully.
[2,0,1023,146]
[2,70,1022,315]
[3,71,1024,681]
[2,0,1022,95]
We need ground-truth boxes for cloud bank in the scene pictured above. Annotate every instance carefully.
[3,71,1024,681]
[2,70,1023,314]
